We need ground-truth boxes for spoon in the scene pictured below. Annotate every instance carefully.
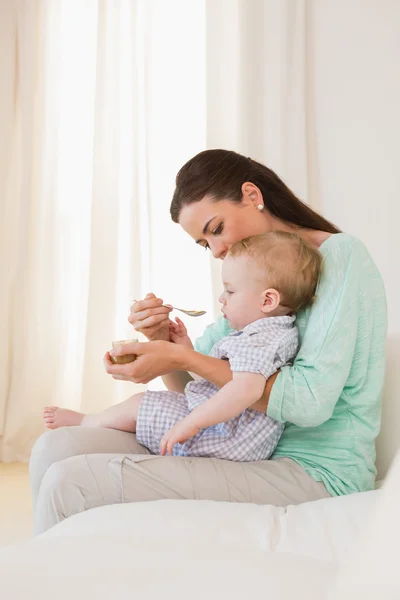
[164,305,207,317]
[132,300,206,318]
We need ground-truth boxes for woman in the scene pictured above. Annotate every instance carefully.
[30,150,387,535]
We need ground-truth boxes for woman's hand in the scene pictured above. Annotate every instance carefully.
[103,340,188,384]
[128,293,172,341]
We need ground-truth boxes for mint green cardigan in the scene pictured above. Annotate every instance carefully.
[194,234,387,496]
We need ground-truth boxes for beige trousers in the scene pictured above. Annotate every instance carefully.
[30,427,330,535]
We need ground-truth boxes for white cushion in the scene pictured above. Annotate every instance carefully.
[40,489,378,565]
[0,490,377,599]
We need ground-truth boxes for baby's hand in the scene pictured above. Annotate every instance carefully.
[169,317,193,348]
[160,415,201,456]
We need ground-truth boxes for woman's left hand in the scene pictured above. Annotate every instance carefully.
[103,340,186,384]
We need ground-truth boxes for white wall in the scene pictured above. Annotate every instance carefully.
[311,0,400,477]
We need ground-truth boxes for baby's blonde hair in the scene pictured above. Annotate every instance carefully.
[228,231,322,313]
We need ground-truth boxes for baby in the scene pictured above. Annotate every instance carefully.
[44,231,321,462]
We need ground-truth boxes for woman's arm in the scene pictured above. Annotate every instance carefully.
[161,371,193,393]
[266,243,357,427]
[107,340,234,387]
[267,237,387,427]
[250,371,279,412]
[106,341,277,411]
[184,346,279,412]
[183,348,232,387]
[105,341,232,387]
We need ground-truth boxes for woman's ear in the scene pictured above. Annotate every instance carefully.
[241,182,263,208]
[261,288,280,314]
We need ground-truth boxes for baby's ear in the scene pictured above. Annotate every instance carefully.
[261,288,280,314]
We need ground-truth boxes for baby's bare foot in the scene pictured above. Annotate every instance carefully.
[43,406,86,429]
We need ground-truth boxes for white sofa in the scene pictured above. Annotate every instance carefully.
[0,339,398,599]
[0,468,398,599]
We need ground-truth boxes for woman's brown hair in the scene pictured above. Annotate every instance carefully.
[170,149,340,234]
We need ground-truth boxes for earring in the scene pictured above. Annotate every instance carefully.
[257,204,263,211]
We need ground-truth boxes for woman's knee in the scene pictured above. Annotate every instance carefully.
[34,453,123,535]
[29,428,85,501]
[33,455,90,535]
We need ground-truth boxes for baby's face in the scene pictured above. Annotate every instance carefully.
[219,255,267,330]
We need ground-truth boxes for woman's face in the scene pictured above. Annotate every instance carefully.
[178,186,271,259]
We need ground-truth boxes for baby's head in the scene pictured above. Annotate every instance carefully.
[219,231,322,330]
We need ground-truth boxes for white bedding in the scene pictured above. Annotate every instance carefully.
[40,489,378,564]
[0,490,379,600]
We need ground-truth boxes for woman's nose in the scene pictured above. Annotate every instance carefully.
[211,241,229,259]
[219,293,225,304]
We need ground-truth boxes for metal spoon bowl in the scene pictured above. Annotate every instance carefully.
[132,300,206,318]
[165,305,207,317]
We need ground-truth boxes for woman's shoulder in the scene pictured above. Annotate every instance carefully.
[320,232,365,257]
[299,232,386,334]
[318,233,385,296]
[320,233,379,271]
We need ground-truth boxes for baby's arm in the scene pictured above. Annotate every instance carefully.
[190,372,266,426]
[169,317,193,349]
[160,372,266,455]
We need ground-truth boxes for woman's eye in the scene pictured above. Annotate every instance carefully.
[212,223,223,235]
[203,243,210,251]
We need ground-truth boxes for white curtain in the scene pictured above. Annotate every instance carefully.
[0,0,215,461]
[1,0,398,463]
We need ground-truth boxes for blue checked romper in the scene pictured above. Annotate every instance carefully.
[136,315,298,461]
